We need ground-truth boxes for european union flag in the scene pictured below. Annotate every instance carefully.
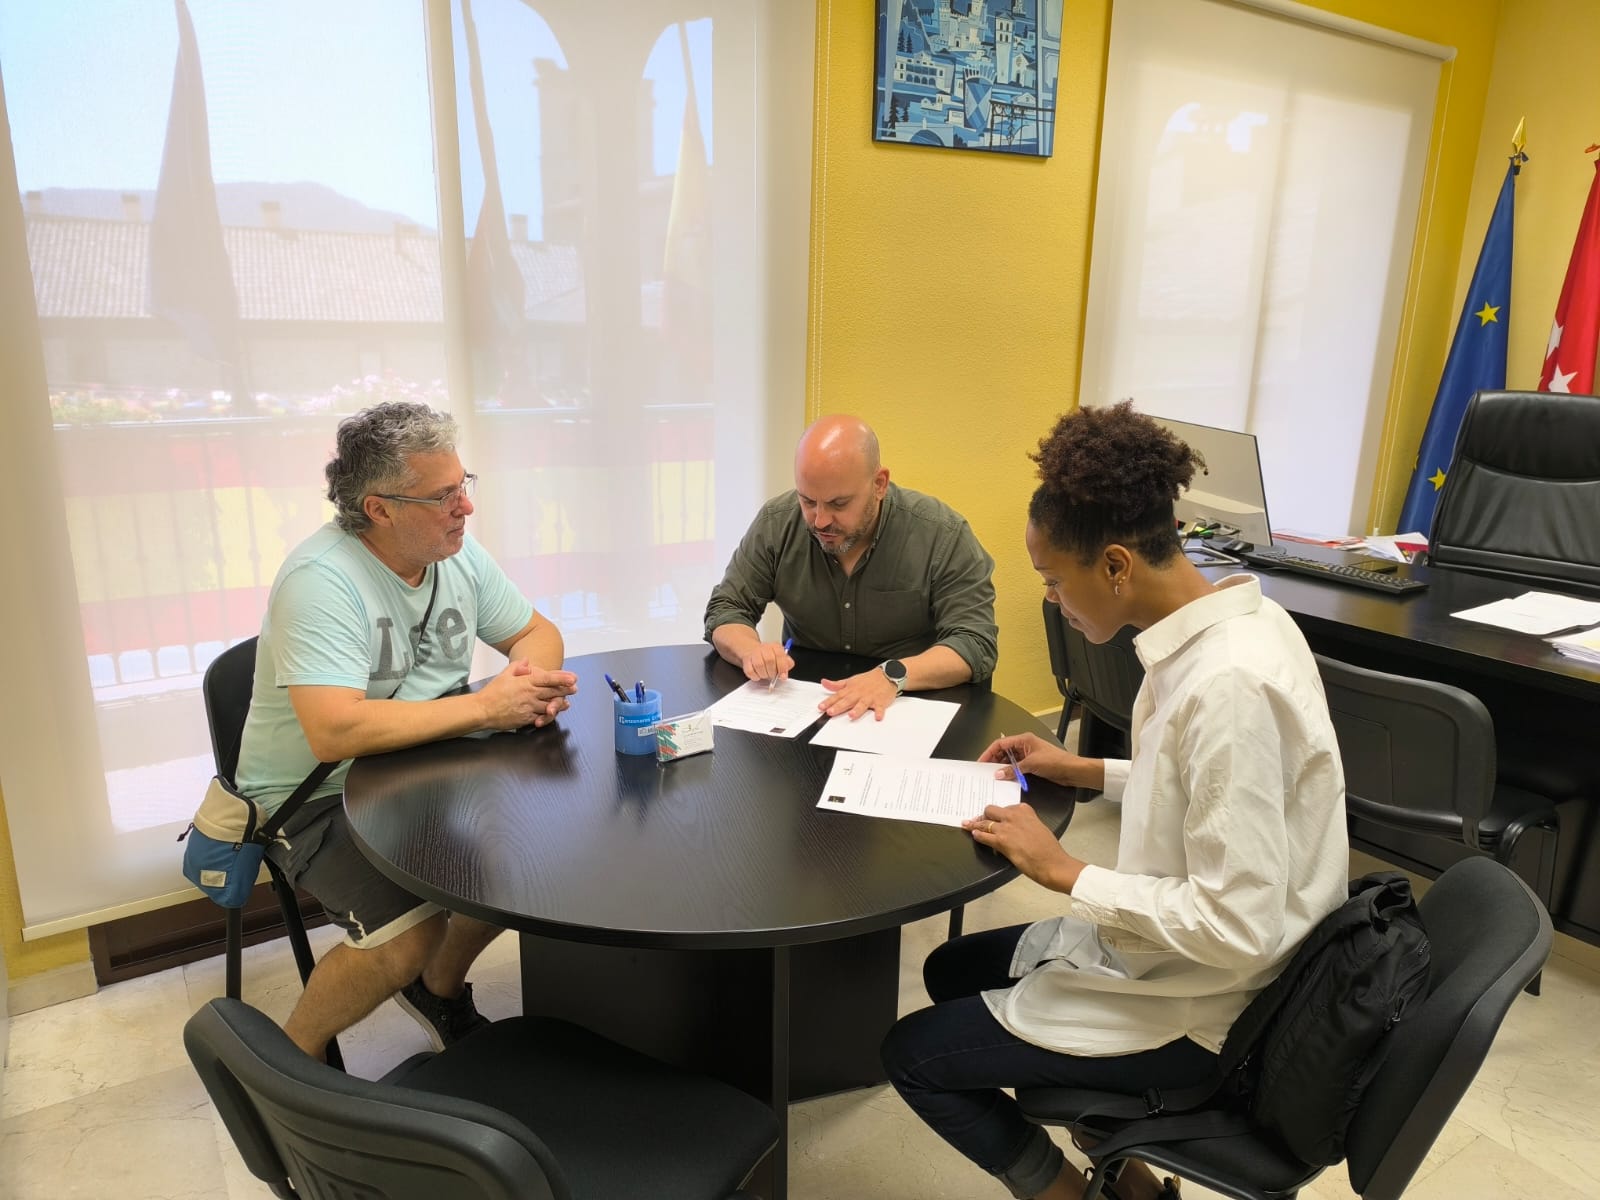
[1397,157,1521,535]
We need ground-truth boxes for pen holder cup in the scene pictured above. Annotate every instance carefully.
[613,690,662,756]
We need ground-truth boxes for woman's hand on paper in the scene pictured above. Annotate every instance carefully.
[963,802,1084,894]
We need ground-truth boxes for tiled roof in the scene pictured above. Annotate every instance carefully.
[25,215,585,324]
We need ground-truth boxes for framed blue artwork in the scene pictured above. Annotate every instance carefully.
[873,0,1063,157]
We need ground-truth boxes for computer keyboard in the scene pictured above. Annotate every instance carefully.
[1235,546,1429,595]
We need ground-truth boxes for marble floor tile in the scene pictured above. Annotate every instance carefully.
[0,1064,225,1200]
[2,967,194,1119]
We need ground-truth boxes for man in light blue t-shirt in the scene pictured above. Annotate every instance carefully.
[234,401,576,1061]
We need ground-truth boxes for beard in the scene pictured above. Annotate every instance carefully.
[811,493,881,558]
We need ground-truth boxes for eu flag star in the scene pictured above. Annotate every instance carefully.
[1474,302,1501,326]
[1429,468,1447,491]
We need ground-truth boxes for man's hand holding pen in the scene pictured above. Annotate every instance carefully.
[739,638,795,686]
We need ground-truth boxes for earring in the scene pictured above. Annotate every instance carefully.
[1115,582,1122,596]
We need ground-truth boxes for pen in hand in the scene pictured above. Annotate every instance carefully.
[999,734,1030,793]
[768,637,795,690]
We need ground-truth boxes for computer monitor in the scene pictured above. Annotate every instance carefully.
[1148,414,1273,548]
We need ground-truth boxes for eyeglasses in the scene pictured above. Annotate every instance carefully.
[373,473,477,512]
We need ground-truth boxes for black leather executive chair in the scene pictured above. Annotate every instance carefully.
[202,637,344,1070]
[1428,389,1600,597]
[187,998,777,1200]
[1042,597,1143,757]
[1425,388,1600,812]
[1316,654,1557,992]
[1015,857,1551,1200]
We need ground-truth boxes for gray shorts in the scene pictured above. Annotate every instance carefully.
[265,795,441,949]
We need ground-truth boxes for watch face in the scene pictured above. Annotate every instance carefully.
[882,659,907,686]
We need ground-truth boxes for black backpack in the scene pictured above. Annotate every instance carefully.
[1076,872,1431,1167]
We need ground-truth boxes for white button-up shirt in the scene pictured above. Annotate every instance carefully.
[984,574,1349,1056]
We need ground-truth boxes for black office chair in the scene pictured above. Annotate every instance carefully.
[1426,387,1600,810]
[1428,389,1600,597]
[1316,653,1558,993]
[1042,597,1142,756]
[186,997,777,1200]
[1016,856,1552,1200]
[202,636,345,1070]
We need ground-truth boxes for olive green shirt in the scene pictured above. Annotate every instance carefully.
[704,483,999,681]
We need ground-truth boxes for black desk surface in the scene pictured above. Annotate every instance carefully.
[1211,556,1600,699]
[345,644,1077,951]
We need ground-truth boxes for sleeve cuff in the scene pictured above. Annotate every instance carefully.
[1069,863,1122,925]
[1100,757,1131,801]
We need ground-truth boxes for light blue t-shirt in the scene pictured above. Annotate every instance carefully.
[235,522,534,815]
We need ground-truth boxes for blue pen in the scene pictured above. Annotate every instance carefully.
[768,637,795,690]
[603,673,630,703]
[999,735,1030,793]
[634,680,646,703]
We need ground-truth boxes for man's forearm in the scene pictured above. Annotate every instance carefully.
[509,619,564,670]
[300,692,496,762]
[711,622,763,666]
[902,644,974,691]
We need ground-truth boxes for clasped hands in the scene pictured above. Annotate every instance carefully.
[481,659,578,730]
[738,641,899,721]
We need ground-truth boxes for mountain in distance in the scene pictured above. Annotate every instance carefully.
[24,181,433,233]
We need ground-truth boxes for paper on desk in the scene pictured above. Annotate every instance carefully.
[704,678,828,738]
[810,695,960,760]
[1548,626,1600,665]
[1360,533,1429,563]
[1452,591,1600,636]
[817,751,1020,828]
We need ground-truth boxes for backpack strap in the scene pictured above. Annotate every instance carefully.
[257,758,343,843]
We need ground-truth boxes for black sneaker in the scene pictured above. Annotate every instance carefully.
[395,977,491,1051]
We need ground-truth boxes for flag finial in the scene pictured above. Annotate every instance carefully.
[1512,118,1526,156]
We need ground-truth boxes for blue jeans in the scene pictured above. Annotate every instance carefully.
[882,924,1218,1198]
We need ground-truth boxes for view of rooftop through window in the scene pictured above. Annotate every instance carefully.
[0,0,797,930]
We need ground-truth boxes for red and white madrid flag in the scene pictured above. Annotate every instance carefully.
[1539,153,1600,393]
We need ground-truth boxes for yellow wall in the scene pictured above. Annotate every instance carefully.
[810,0,1502,711]
[1450,0,1600,397]
[0,786,90,982]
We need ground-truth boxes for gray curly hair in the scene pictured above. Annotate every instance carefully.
[325,402,459,533]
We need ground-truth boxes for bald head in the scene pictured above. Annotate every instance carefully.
[795,414,881,478]
[793,415,890,560]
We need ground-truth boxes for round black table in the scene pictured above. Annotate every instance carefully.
[346,644,1078,1198]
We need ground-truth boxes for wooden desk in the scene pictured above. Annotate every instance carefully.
[344,644,1077,1199]
[1209,557,1600,942]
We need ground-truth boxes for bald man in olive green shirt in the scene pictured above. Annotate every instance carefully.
[704,415,999,720]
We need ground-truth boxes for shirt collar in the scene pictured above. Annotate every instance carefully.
[870,482,896,548]
[1132,574,1262,669]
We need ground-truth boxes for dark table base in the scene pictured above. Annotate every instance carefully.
[518,926,904,1198]
[517,927,901,1100]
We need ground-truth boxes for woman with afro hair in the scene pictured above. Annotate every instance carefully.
[882,403,1349,1200]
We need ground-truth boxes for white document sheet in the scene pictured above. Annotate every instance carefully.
[810,695,961,760]
[704,678,829,738]
[1452,591,1600,636]
[817,751,1021,828]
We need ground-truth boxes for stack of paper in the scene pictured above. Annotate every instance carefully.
[1548,627,1600,665]
[1453,591,1600,636]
